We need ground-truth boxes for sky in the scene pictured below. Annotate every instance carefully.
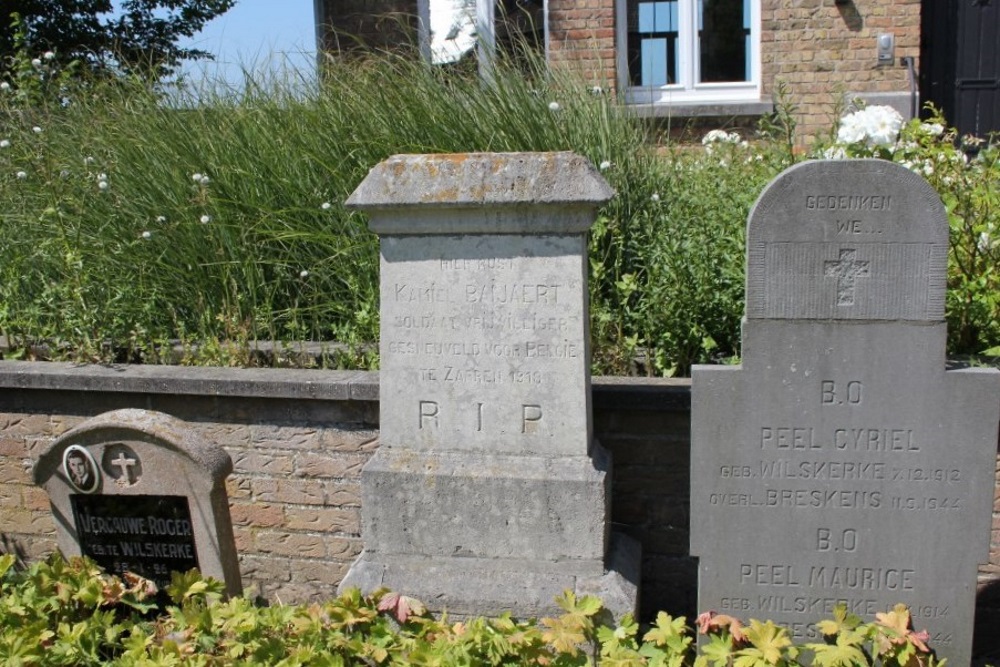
[173,0,317,88]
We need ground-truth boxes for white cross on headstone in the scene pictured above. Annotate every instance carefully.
[824,248,870,306]
[110,451,137,485]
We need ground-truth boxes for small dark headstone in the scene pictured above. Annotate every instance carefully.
[691,160,1000,667]
[34,409,241,595]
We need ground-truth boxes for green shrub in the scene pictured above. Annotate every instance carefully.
[0,553,945,666]
[1,43,997,374]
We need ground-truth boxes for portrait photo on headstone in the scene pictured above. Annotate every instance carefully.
[62,444,100,494]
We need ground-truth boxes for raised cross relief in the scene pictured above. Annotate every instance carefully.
[106,445,140,486]
[824,248,870,306]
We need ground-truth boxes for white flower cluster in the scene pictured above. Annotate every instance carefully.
[979,223,998,253]
[702,130,748,159]
[702,129,741,146]
[919,122,944,137]
[821,146,848,160]
[836,105,904,148]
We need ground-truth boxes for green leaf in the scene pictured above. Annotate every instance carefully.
[701,632,738,667]
[806,639,869,667]
[741,619,795,665]
[815,603,862,637]
[644,612,689,647]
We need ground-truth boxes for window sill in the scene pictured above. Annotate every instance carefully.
[626,99,774,118]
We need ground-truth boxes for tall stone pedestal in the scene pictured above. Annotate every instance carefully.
[339,152,639,618]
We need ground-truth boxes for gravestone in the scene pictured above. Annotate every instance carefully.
[34,409,241,595]
[339,152,640,618]
[691,160,1000,666]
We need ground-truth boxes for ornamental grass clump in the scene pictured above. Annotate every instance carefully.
[1,38,997,374]
[0,40,668,369]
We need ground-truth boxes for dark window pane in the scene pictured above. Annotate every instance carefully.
[628,0,677,86]
[699,0,749,82]
[497,0,544,59]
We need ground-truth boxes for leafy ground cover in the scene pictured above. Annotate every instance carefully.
[0,553,944,666]
[1,46,997,375]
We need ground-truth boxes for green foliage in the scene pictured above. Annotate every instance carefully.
[0,43,997,374]
[0,555,948,667]
[1,1,236,82]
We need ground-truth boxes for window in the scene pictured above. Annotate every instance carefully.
[617,0,760,105]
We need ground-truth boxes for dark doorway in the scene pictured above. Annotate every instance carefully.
[921,0,1000,137]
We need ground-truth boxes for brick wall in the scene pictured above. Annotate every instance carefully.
[0,362,997,655]
[761,0,920,142]
[547,0,617,86]
[544,0,920,142]
[317,0,922,142]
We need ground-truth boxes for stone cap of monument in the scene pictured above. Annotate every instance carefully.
[33,408,232,485]
[745,159,948,322]
[346,152,614,235]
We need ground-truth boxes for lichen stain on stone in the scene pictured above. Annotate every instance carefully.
[422,187,460,202]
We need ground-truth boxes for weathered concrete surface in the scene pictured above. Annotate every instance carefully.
[692,160,1000,667]
[341,152,639,618]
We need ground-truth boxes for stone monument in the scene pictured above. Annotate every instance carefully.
[34,409,241,596]
[691,159,1000,666]
[339,152,639,618]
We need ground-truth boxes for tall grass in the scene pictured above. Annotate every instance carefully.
[6,50,996,374]
[2,48,703,370]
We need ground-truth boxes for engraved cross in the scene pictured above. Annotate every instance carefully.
[824,248,870,306]
[110,452,137,484]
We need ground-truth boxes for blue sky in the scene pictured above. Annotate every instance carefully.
[174,0,317,86]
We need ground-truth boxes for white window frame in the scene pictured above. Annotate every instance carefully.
[616,0,761,106]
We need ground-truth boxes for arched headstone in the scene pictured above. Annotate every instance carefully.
[692,160,999,666]
[34,409,241,596]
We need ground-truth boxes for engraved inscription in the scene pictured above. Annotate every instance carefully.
[522,405,542,433]
[419,401,439,429]
[389,340,579,359]
[708,489,882,509]
[740,562,915,592]
[759,426,919,451]
[415,401,548,436]
[824,249,870,306]
[820,380,863,405]
[720,461,960,483]
[758,460,886,480]
[464,282,560,304]
[394,282,452,303]
[805,195,893,211]
[440,258,515,271]
[816,527,858,553]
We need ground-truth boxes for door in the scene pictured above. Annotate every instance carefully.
[921,0,1000,137]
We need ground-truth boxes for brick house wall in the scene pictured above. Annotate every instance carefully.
[761,0,920,141]
[318,0,922,142]
[546,0,616,86]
